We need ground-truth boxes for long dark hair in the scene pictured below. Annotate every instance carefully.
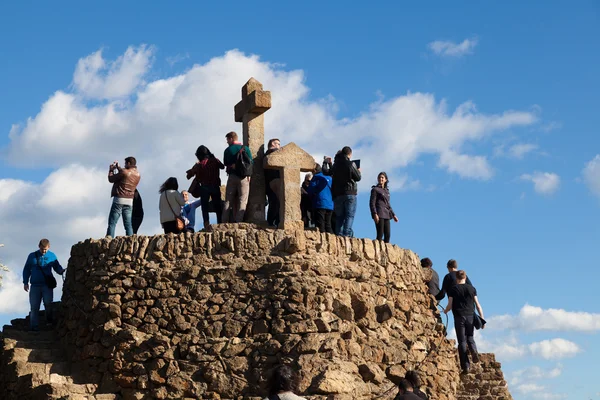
[195,145,213,161]
[377,171,389,189]
[159,177,178,193]
[268,365,299,395]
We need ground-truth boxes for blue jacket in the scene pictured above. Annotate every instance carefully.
[307,172,334,210]
[22,250,64,286]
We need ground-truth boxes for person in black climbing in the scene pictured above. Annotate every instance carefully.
[421,257,439,297]
[405,370,428,399]
[443,270,484,374]
[435,259,472,301]
[394,378,423,400]
[263,365,306,400]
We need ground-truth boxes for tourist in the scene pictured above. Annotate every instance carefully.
[300,173,313,228]
[393,379,422,400]
[222,131,253,223]
[421,257,440,297]
[158,177,186,234]
[22,239,64,331]
[405,371,428,400]
[132,189,144,234]
[106,156,141,238]
[331,146,361,236]
[181,191,202,233]
[435,259,472,301]
[369,171,398,243]
[444,270,484,374]
[263,365,306,400]
[307,164,334,233]
[186,145,225,229]
[264,138,282,227]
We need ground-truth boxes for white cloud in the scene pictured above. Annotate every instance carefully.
[511,365,562,385]
[520,172,560,195]
[583,155,600,198]
[73,45,154,99]
[508,143,538,159]
[0,179,33,203]
[489,304,600,332]
[528,338,581,359]
[516,384,567,400]
[428,37,478,57]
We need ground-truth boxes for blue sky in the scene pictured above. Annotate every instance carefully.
[1,2,599,399]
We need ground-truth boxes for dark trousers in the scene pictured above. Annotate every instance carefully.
[162,220,179,234]
[266,186,280,227]
[199,185,222,225]
[132,215,143,234]
[454,314,478,370]
[313,209,333,233]
[375,218,391,243]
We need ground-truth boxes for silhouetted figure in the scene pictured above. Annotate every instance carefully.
[265,138,282,227]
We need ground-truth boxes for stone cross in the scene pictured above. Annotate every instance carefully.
[264,142,316,231]
[234,78,272,224]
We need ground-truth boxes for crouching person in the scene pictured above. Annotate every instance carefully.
[22,239,64,331]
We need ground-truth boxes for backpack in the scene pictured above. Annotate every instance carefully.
[235,146,253,177]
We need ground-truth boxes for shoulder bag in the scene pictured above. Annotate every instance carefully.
[164,192,186,232]
[36,255,57,289]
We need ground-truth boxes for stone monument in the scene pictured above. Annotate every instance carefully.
[264,142,316,231]
[234,78,271,224]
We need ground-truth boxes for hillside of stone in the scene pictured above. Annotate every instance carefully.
[1,224,512,399]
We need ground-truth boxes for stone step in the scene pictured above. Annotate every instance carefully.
[5,346,67,364]
[2,326,58,342]
[33,382,99,399]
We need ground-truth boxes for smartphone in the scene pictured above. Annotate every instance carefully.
[352,159,361,169]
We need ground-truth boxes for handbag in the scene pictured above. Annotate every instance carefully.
[473,313,487,330]
[164,192,185,232]
[188,178,202,198]
[36,255,57,289]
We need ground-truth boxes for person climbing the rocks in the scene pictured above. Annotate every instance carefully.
[421,257,440,297]
[263,365,306,400]
[307,163,334,233]
[186,145,224,230]
[404,370,428,400]
[264,138,281,227]
[443,270,484,374]
[222,131,253,223]
[435,259,472,301]
[22,239,64,332]
[394,378,423,400]
[106,156,141,238]
[331,146,361,237]
[158,177,186,234]
[369,171,398,243]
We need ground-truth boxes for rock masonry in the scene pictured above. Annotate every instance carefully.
[1,224,512,399]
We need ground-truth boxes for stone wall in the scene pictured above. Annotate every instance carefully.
[58,224,462,399]
[457,354,513,400]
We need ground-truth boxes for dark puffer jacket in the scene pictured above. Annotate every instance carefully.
[369,184,396,220]
[331,154,361,197]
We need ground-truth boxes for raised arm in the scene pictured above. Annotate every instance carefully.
[108,166,123,183]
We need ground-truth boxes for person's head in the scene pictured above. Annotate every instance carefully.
[314,163,322,174]
[38,239,50,255]
[377,172,389,188]
[124,156,136,168]
[268,138,281,150]
[195,145,212,161]
[226,131,238,145]
[304,172,313,182]
[398,379,414,394]
[447,259,458,270]
[159,177,179,193]
[420,257,433,269]
[182,191,189,202]
[268,365,299,395]
[405,370,421,389]
[341,146,352,159]
[456,270,467,283]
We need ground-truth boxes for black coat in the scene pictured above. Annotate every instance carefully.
[331,155,361,197]
[370,185,395,220]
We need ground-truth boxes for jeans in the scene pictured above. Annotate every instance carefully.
[314,209,334,233]
[222,175,250,223]
[334,195,357,236]
[199,184,223,225]
[375,218,391,243]
[106,202,133,237]
[454,314,479,371]
[29,285,53,330]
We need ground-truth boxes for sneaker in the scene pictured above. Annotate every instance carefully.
[461,367,470,375]
[471,352,480,363]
